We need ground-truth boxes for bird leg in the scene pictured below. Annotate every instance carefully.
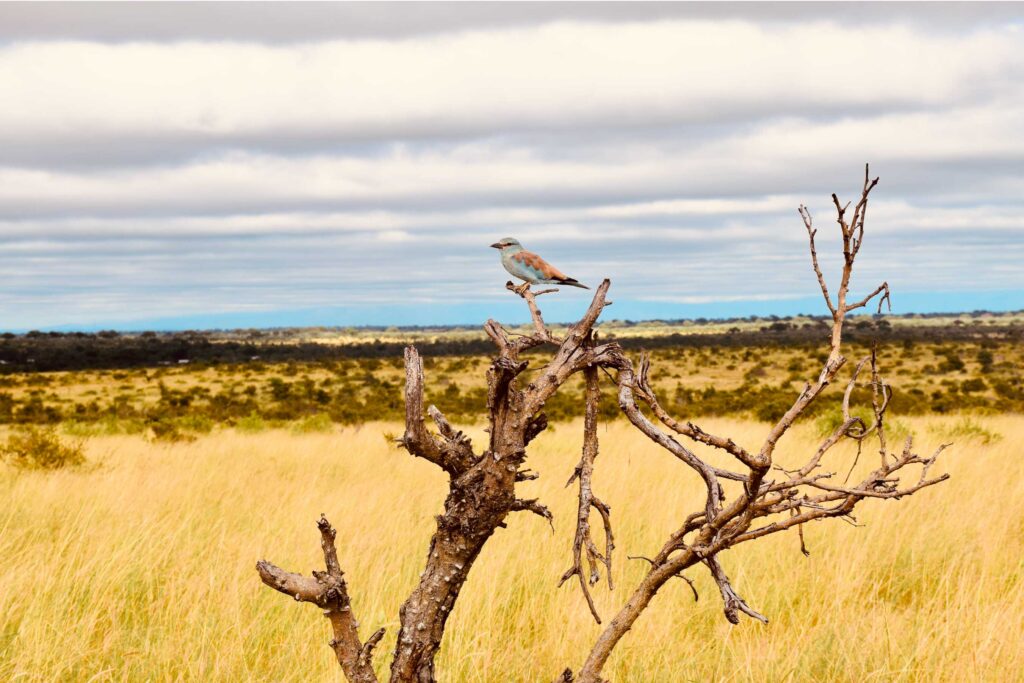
[509,281,531,297]
[506,281,558,298]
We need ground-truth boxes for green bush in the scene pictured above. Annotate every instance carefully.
[932,417,1001,445]
[960,378,987,394]
[63,416,146,437]
[176,414,215,435]
[977,349,994,373]
[291,412,334,434]
[1,427,86,470]
[235,411,268,434]
[815,410,914,441]
[147,419,195,443]
[937,352,966,373]
[816,408,869,437]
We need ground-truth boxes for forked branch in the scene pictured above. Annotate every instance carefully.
[257,516,383,683]
[559,344,614,623]
[507,280,561,346]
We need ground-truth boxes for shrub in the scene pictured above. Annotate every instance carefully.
[937,352,965,373]
[63,417,146,437]
[753,389,796,422]
[235,411,269,434]
[960,378,987,394]
[744,363,768,382]
[174,415,213,436]
[933,417,1001,445]
[147,419,195,443]
[291,412,334,434]
[977,349,994,373]
[1,427,86,470]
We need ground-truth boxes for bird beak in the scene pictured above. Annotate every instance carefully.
[490,242,502,249]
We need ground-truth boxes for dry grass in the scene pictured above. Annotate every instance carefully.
[1,415,1022,682]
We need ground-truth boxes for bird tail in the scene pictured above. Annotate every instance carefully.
[559,278,590,289]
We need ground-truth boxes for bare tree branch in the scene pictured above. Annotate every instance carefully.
[525,413,549,446]
[617,364,724,519]
[386,279,624,681]
[516,468,540,482]
[705,555,767,625]
[565,167,950,683]
[398,347,476,477]
[628,555,698,601]
[506,280,561,346]
[560,348,614,623]
[260,167,950,683]
[845,281,891,314]
[799,205,837,316]
[257,515,382,683]
[634,353,758,470]
[513,497,554,529]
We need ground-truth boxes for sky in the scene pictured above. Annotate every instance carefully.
[1,2,1022,331]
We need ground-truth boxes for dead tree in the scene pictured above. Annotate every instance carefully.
[257,167,948,683]
[564,166,948,681]
[258,276,620,681]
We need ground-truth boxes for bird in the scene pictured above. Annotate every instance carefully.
[490,237,589,292]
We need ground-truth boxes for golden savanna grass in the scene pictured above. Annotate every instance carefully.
[1,416,1022,682]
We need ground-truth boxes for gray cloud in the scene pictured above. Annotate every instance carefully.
[0,6,1021,329]
[1,2,1020,43]
[1,20,1018,169]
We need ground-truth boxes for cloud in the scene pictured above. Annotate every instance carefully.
[0,11,1021,329]
[2,99,1023,219]
[0,20,1020,168]
[1,2,1020,44]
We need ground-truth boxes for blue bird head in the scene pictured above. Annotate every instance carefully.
[490,237,522,251]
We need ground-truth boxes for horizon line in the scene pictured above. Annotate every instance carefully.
[7,289,1024,335]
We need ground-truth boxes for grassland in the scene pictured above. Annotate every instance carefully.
[1,415,1021,682]
[0,317,1021,681]
[0,334,1021,442]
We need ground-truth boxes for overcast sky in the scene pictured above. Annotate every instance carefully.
[1,2,1022,331]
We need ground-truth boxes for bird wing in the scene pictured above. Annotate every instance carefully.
[511,250,570,281]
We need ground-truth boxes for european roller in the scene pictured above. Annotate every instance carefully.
[490,237,589,291]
